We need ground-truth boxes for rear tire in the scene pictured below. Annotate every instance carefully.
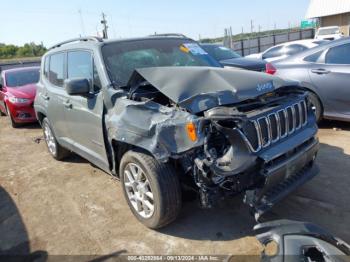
[42,117,70,160]
[120,150,182,229]
[307,91,322,123]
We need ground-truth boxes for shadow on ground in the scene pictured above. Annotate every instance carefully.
[18,122,41,130]
[0,186,48,260]
[319,119,350,131]
[160,195,256,241]
[0,185,127,260]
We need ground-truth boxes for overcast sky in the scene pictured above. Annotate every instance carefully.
[1,0,310,46]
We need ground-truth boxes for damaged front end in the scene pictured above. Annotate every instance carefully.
[191,91,319,220]
[106,67,319,220]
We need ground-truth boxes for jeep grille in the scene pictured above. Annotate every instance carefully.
[240,100,308,153]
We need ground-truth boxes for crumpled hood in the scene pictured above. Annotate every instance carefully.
[131,66,298,114]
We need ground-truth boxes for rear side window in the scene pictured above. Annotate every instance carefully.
[0,75,4,87]
[304,51,323,63]
[262,46,283,59]
[44,56,50,78]
[49,53,65,87]
[325,44,350,64]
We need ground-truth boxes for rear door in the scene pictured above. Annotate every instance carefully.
[44,52,72,145]
[309,43,350,116]
[63,50,109,170]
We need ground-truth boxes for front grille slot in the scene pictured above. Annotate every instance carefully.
[240,100,308,153]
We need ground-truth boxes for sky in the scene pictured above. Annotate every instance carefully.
[0,0,310,47]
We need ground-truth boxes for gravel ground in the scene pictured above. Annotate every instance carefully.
[0,116,349,256]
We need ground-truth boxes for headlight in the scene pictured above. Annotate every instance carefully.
[9,97,30,104]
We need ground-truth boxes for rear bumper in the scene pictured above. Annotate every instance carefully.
[244,137,319,220]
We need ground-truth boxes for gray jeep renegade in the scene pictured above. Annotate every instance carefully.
[34,35,319,228]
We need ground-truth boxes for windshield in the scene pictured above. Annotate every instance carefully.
[102,38,221,87]
[318,28,339,35]
[202,45,241,61]
[5,69,39,87]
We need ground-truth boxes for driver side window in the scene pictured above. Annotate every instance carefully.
[325,44,350,64]
[68,50,103,93]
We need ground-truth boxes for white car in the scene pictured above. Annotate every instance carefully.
[246,39,328,62]
[315,26,344,40]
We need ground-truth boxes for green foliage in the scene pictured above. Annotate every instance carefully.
[0,42,46,59]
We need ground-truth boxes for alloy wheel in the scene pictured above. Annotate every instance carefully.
[123,163,155,218]
[43,123,57,156]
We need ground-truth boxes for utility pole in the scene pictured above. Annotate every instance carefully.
[101,12,109,39]
[250,20,254,33]
[78,9,86,36]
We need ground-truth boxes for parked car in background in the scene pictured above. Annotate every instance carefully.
[201,43,267,71]
[315,26,344,40]
[269,38,350,122]
[0,67,40,127]
[246,39,328,62]
[34,36,319,228]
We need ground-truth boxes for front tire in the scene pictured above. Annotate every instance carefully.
[307,92,322,123]
[42,118,70,160]
[5,105,20,128]
[120,150,182,229]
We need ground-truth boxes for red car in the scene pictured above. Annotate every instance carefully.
[0,67,40,127]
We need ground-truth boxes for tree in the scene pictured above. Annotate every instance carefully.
[0,42,47,59]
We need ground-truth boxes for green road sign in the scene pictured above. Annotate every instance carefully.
[301,20,316,29]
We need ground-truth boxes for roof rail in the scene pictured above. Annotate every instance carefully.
[149,33,188,38]
[49,36,103,50]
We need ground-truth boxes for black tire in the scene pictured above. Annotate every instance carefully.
[120,150,182,229]
[42,117,70,160]
[307,91,322,123]
[5,105,20,128]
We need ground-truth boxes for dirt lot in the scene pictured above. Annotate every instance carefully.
[1,116,350,256]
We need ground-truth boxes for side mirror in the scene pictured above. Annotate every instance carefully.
[64,78,90,96]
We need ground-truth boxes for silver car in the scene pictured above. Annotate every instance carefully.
[271,38,350,122]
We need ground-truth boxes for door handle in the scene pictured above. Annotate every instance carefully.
[41,94,50,100]
[64,101,72,109]
[311,68,331,75]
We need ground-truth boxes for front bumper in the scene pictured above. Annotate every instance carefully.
[244,137,319,220]
[7,102,37,123]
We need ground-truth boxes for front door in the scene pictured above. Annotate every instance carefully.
[64,50,109,170]
[309,43,350,116]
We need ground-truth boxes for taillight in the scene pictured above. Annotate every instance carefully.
[265,63,277,75]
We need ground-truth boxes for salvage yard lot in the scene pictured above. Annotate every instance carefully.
[1,116,350,255]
